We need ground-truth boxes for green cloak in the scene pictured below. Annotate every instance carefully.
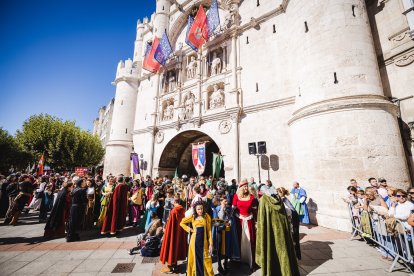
[256,194,300,276]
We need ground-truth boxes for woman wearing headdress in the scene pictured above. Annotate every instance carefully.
[180,201,214,276]
[232,178,258,270]
[97,177,115,227]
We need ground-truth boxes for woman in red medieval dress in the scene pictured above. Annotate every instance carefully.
[232,179,258,270]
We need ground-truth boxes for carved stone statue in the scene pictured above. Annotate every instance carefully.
[184,93,195,119]
[209,84,224,109]
[168,72,176,92]
[187,56,197,79]
[211,56,222,75]
[163,100,174,120]
[225,3,238,28]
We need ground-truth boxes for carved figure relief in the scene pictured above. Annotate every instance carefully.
[187,56,197,79]
[209,84,225,109]
[163,99,174,121]
[224,3,238,28]
[163,70,177,93]
[183,92,195,120]
[211,56,222,75]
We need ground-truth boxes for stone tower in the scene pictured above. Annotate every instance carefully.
[154,0,172,38]
[103,58,139,177]
[288,0,411,229]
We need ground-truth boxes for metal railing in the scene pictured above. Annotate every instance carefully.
[347,204,414,273]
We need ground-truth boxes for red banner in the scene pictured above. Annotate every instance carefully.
[75,167,88,176]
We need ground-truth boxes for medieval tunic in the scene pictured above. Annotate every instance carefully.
[44,187,71,238]
[213,205,240,260]
[83,187,95,229]
[180,214,214,276]
[256,195,300,276]
[160,205,187,266]
[101,183,129,235]
[67,187,87,241]
[129,186,143,223]
[97,183,115,227]
[232,194,257,268]
[291,187,310,224]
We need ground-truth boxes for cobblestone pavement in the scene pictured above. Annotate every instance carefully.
[0,212,412,276]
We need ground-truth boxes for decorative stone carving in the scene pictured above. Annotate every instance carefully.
[163,71,177,93]
[183,92,195,120]
[395,53,414,67]
[156,131,164,143]
[163,99,174,121]
[219,120,232,134]
[209,84,225,109]
[211,56,222,75]
[187,56,197,79]
[224,3,238,28]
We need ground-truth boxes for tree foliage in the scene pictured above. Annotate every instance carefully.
[0,127,32,174]
[15,114,104,171]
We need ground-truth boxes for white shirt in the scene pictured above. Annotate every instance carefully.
[389,201,414,230]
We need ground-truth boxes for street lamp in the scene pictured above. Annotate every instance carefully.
[248,141,267,183]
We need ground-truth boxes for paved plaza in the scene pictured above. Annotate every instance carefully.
[0,212,412,276]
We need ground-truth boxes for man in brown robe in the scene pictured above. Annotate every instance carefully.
[101,176,129,235]
[159,196,188,273]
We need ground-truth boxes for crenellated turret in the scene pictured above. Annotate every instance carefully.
[133,20,145,68]
[154,0,172,38]
[103,58,139,177]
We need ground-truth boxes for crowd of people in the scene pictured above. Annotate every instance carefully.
[0,172,308,274]
[344,177,414,261]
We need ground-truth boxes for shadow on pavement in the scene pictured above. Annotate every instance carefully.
[298,240,333,275]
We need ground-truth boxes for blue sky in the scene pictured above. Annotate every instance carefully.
[0,0,155,135]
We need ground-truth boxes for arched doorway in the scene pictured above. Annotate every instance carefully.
[158,130,224,178]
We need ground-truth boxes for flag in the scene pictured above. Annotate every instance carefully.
[187,4,209,50]
[37,154,44,175]
[207,0,220,37]
[154,31,173,65]
[212,153,223,179]
[144,41,152,57]
[192,143,206,176]
[143,37,161,73]
[185,16,198,51]
[131,153,140,175]
[174,167,179,179]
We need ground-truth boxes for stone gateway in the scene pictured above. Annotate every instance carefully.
[99,0,414,231]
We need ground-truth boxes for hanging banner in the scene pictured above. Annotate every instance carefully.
[131,153,140,175]
[192,143,206,176]
[212,153,223,179]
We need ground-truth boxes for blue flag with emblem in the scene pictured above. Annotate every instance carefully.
[185,15,198,52]
[154,31,173,65]
[207,0,220,37]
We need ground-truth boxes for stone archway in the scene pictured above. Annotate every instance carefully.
[158,130,224,178]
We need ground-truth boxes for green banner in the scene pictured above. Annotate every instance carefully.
[212,153,223,179]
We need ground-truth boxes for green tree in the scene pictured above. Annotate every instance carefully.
[15,114,104,171]
[0,127,32,174]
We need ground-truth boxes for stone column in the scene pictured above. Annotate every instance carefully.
[149,73,161,176]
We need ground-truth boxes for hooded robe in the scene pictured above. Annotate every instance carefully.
[256,194,300,276]
[159,204,188,265]
[44,187,71,238]
[101,183,129,235]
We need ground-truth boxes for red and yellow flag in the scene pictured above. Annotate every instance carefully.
[37,154,44,175]
[143,37,161,73]
[187,4,209,50]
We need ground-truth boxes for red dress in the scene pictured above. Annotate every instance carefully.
[232,194,257,268]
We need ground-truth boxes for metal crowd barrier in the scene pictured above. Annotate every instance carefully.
[347,204,414,273]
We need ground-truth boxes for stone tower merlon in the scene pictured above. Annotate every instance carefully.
[103,58,139,178]
[288,0,411,230]
[154,0,172,38]
[133,20,145,67]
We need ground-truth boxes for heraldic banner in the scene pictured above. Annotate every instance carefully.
[192,143,206,176]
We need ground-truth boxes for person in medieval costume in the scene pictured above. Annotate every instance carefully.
[212,196,240,274]
[101,176,129,235]
[159,196,188,274]
[291,181,310,224]
[256,193,300,276]
[97,177,115,226]
[232,179,258,270]
[44,181,73,238]
[129,180,144,227]
[67,178,87,242]
[180,202,214,276]
[0,174,15,218]
[5,175,34,225]
[83,179,96,230]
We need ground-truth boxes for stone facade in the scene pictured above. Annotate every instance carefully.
[100,0,414,231]
[93,98,115,149]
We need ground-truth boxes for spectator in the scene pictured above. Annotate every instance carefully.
[388,189,414,230]
[350,179,362,191]
[377,178,388,199]
[407,187,414,204]
[368,177,378,190]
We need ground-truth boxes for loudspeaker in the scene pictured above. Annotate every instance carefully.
[258,141,267,154]
[248,142,257,155]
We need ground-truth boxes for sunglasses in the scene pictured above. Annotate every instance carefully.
[409,192,414,195]
[396,195,407,198]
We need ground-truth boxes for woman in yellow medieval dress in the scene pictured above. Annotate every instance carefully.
[180,202,214,276]
[97,177,115,226]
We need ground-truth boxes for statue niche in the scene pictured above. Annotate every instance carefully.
[209,50,223,76]
[209,83,225,109]
[186,55,198,80]
[162,70,177,94]
[180,92,195,120]
[162,99,174,121]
